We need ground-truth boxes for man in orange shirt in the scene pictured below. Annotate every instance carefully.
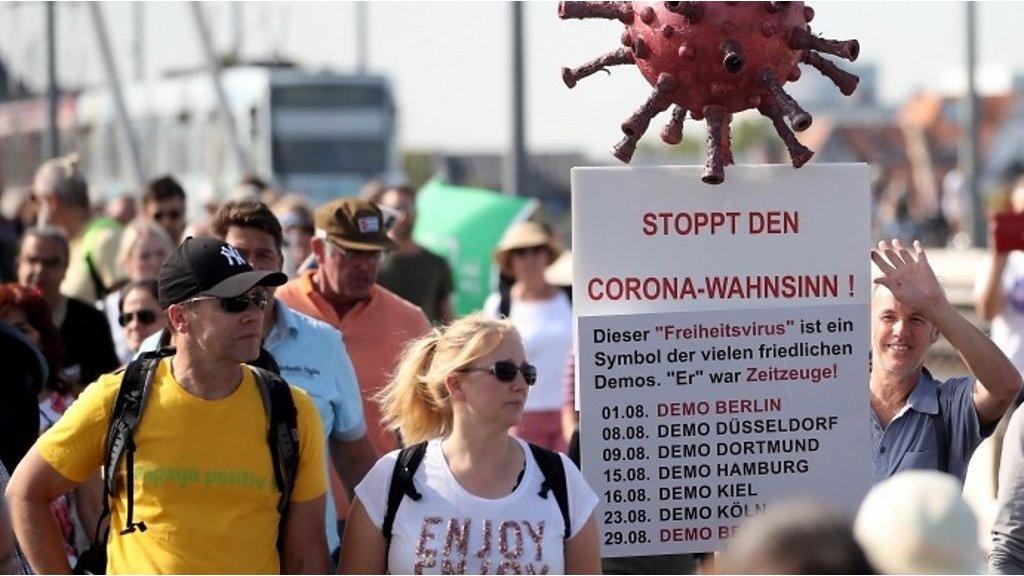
[277,199,430,455]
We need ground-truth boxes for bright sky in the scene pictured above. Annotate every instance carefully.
[3,1,1024,158]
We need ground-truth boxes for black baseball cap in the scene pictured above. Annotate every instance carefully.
[158,237,287,309]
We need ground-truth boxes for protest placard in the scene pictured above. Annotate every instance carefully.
[572,164,872,556]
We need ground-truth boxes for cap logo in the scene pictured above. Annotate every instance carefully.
[220,245,248,267]
[357,216,380,234]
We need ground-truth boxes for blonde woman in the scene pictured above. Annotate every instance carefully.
[339,314,600,574]
[100,219,174,363]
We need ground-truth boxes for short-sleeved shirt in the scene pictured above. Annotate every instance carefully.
[377,248,454,324]
[264,301,365,552]
[139,300,366,551]
[355,438,598,574]
[276,273,431,455]
[34,358,326,574]
[870,369,994,483]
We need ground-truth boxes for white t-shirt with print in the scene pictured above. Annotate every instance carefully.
[355,437,598,575]
[483,291,573,412]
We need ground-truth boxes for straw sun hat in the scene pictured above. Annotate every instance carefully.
[493,221,563,277]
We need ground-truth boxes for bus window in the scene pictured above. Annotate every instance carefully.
[272,137,387,177]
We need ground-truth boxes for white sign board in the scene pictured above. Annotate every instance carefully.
[572,164,872,556]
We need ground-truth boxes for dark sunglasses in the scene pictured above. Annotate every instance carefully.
[118,310,158,327]
[154,209,183,221]
[462,360,537,386]
[509,245,548,258]
[184,292,270,313]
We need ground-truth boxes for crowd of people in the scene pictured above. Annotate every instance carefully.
[4,152,1024,575]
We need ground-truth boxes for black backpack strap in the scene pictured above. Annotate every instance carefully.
[84,252,109,300]
[383,441,427,546]
[100,347,174,539]
[499,291,511,318]
[529,443,571,540]
[497,274,513,318]
[251,366,299,516]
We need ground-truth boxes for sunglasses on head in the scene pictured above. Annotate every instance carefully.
[118,310,157,327]
[183,292,270,313]
[461,360,537,386]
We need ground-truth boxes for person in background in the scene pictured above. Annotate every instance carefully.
[104,195,136,227]
[976,176,1024,491]
[375,184,455,325]
[0,283,101,567]
[277,198,430,456]
[100,219,173,363]
[271,194,315,279]
[484,221,572,453]
[340,314,600,574]
[16,226,118,390]
[722,500,874,574]
[116,280,166,359]
[870,239,1021,482]
[141,175,187,244]
[33,155,121,304]
[857,471,981,573]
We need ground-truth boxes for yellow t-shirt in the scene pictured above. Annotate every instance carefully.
[35,358,326,574]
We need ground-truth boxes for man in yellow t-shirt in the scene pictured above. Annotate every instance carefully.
[6,237,329,574]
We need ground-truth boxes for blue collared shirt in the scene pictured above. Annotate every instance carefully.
[870,368,995,483]
[139,299,365,552]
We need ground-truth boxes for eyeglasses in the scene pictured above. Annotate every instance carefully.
[118,310,157,327]
[153,209,183,221]
[461,360,537,386]
[325,241,384,263]
[183,292,270,313]
[509,245,548,258]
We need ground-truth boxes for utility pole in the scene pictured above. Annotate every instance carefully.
[963,2,983,246]
[231,2,243,62]
[88,2,146,188]
[355,3,367,74]
[132,3,144,81]
[504,1,526,197]
[189,1,252,175]
[45,2,58,158]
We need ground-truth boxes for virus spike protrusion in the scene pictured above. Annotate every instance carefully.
[722,112,735,165]
[788,27,859,61]
[758,102,813,168]
[720,40,745,74]
[702,105,728,185]
[759,69,812,132]
[660,106,686,145]
[613,76,675,163]
[561,47,635,89]
[665,1,704,23]
[612,134,639,164]
[802,51,859,96]
[558,1,634,24]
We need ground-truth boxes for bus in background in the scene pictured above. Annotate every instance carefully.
[0,64,400,209]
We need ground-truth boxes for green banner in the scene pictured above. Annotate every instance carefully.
[413,180,537,316]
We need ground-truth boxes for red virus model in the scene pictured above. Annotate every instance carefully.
[559,1,860,184]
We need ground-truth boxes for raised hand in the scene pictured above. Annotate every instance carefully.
[870,239,947,318]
